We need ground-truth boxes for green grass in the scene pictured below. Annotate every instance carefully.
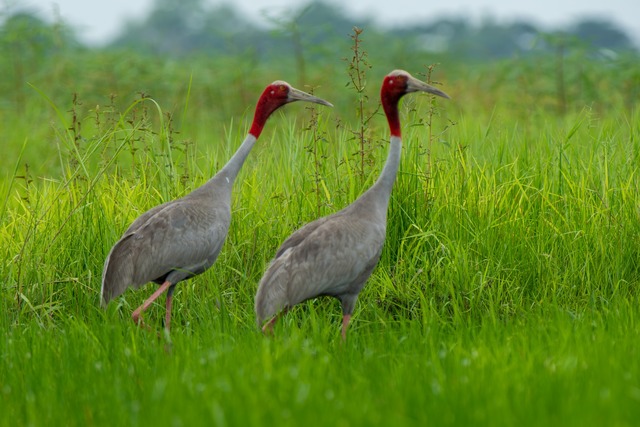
[1,302,638,426]
[1,47,640,426]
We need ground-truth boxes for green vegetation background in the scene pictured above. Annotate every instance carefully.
[1,6,639,426]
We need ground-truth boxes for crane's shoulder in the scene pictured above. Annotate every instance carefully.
[274,211,386,264]
[274,216,332,259]
[123,199,230,239]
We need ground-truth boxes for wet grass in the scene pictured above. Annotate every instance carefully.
[1,49,639,426]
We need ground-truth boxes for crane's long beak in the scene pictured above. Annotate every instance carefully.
[287,87,334,107]
[407,75,450,100]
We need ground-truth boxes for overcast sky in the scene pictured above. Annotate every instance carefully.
[12,0,640,46]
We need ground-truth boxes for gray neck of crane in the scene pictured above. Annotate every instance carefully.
[367,135,402,206]
[213,134,257,185]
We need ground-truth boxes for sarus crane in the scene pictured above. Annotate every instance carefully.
[255,70,449,340]
[101,81,332,332]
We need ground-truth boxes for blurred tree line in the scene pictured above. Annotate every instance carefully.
[0,0,638,179]
[1,0,637,60]
[1,0,638,120]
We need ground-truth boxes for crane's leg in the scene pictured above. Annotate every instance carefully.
[262,316,278,335]
[262,308,289,335]
[164,284,177,332]
[132,280,173,329]
[339,295,357,341]
[341,314,351,341]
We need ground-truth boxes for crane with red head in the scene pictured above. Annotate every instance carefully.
[101,81,332,333]
[255,70,449,340]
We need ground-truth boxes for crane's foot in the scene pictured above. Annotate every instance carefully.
[261,308,289,336]
[261,318,277,336]
[262,307,289,336]
[131,311,152,332]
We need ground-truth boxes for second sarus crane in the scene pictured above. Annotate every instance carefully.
[255,70,450,340]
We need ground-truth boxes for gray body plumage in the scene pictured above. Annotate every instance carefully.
[101,136,254,306]
[255,136,402,326]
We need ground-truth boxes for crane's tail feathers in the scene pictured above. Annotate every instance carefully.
[254,260,289,329]
[101,234,137,308]
[100,284,113,309]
